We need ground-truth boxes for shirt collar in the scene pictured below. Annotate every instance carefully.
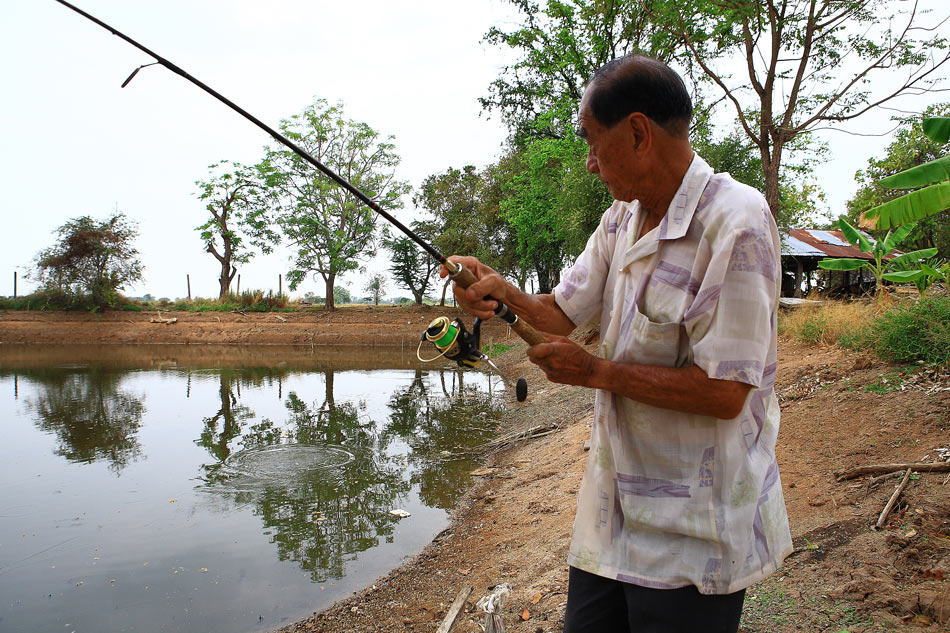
[655,153,713,242]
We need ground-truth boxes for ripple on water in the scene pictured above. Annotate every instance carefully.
[212,444,355,492]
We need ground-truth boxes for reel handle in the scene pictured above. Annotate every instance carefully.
[447,263,546,347]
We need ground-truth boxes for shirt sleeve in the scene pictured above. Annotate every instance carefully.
[553,205,616,328]
[684,211,779,388]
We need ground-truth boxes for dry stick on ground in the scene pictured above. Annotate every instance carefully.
[436,586,473,633]
[835,461,950,481]
[875,468,913,530]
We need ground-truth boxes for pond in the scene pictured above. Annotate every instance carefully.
[0,344,504,633]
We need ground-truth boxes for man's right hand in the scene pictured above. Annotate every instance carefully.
[439,255,510,320]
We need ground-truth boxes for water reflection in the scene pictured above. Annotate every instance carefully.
[23,366,145,473]
[193,366,502,583]
[0,346,504,631]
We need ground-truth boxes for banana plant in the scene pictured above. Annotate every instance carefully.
[862,117,950,229]
[818,218,938,298]
[882,256,947,297]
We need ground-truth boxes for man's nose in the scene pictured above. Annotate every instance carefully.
[586,151,598,174]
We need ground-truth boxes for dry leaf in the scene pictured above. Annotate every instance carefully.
[521,608,530,621]
[458,567,472,576]
[530,592,542,604]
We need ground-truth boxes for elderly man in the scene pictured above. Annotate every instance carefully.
[444,54,791,633]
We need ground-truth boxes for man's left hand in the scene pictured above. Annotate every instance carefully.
[526,334,599,387]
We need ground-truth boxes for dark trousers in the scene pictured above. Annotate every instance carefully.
[563,567,746,633]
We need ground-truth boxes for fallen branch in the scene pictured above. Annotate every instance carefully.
[487,423,558,448]
[274,314,287,322]
[835,461,950,481]
[875,468,913,530]
[436,586,473,633]
[150,311,177,324]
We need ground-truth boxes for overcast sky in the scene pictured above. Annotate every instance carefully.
[1,0,947,301]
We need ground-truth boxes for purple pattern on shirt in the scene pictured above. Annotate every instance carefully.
[752,507,770,566]
[728,229,776,281]
[559,264,589,301]
[684,284,721,321]
[698,447,715,487]
[607,221,618,234]
[701,557,722,592]
[653,260,701,295]
[622,210,635,233]
[617,473,691,498]
[714,359,764,385]
[696,175,726,216]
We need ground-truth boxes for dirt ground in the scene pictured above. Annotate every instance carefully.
[3,308,948,632]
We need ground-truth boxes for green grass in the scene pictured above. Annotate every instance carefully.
[840,296,950,365]
[482,342,519,357]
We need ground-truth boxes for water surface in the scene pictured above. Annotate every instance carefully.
[0,345,502,632]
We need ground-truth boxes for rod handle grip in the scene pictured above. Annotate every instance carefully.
[447,262,546,347]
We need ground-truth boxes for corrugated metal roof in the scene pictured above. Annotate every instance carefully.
[781,228,885,260]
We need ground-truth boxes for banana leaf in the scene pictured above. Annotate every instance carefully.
[882,270,925,282]
[879,156,950,190]
[887,248,938,266]
[882,222,917,253]
[922,117,950,144]
[862,182,950,229]
[838,218,873,252]
[818,258,868,271]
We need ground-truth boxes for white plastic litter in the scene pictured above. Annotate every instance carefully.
[475,583,511,633]
[388,509,411,518]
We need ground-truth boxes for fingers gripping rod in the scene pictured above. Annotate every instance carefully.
[54,0,547,349]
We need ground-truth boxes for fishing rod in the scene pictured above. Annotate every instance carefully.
[52,0,538,399]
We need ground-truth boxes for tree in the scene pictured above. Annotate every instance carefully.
[364,273,388,305]
[332,285,352,305]
[482,0,677,141]
[848,104,950,256]
[32,212,143,307]
[648,0,950,217]
[381,222,439,305]
[262,100,410,310]
[195,161,279,299]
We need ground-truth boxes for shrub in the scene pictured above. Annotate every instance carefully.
[862,296,950,364]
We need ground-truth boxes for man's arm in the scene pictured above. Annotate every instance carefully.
[441,255,577,336]
[528,334,752,419]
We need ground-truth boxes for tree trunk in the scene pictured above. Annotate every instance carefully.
[219,263,236,299]
[324,273,336,311]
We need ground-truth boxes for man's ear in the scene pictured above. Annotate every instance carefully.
[626,112,652,152]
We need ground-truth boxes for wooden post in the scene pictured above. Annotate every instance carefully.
[279,274,282,297]
[13,271,16,299]
[794,259,803,298]
[187,274,192,301]
[237,274,241,295]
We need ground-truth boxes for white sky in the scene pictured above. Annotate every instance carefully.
[1,0,947,300]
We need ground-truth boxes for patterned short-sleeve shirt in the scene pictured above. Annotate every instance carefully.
[554,154,792,595]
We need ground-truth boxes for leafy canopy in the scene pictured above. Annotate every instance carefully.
[32,211,143,308]
[261,99,409,310]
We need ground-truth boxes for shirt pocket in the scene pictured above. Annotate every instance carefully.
[621,302,684,368]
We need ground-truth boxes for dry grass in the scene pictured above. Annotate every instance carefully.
[778,299,876,346]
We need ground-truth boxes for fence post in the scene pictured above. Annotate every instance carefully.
[279,274,282,297]
[237,274,241,295]
[187,274,192,301]
[13,271,16,299]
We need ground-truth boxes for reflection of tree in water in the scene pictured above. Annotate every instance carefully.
[194,370,257,481]
[23,367,145,474]
[383,368,501,510]
[206,370,411,583]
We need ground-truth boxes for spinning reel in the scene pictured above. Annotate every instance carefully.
[418,316,528,402]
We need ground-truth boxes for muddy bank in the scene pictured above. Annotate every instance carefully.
[0,306,512,346]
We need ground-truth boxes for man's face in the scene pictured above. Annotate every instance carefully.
[576,90,639,203]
